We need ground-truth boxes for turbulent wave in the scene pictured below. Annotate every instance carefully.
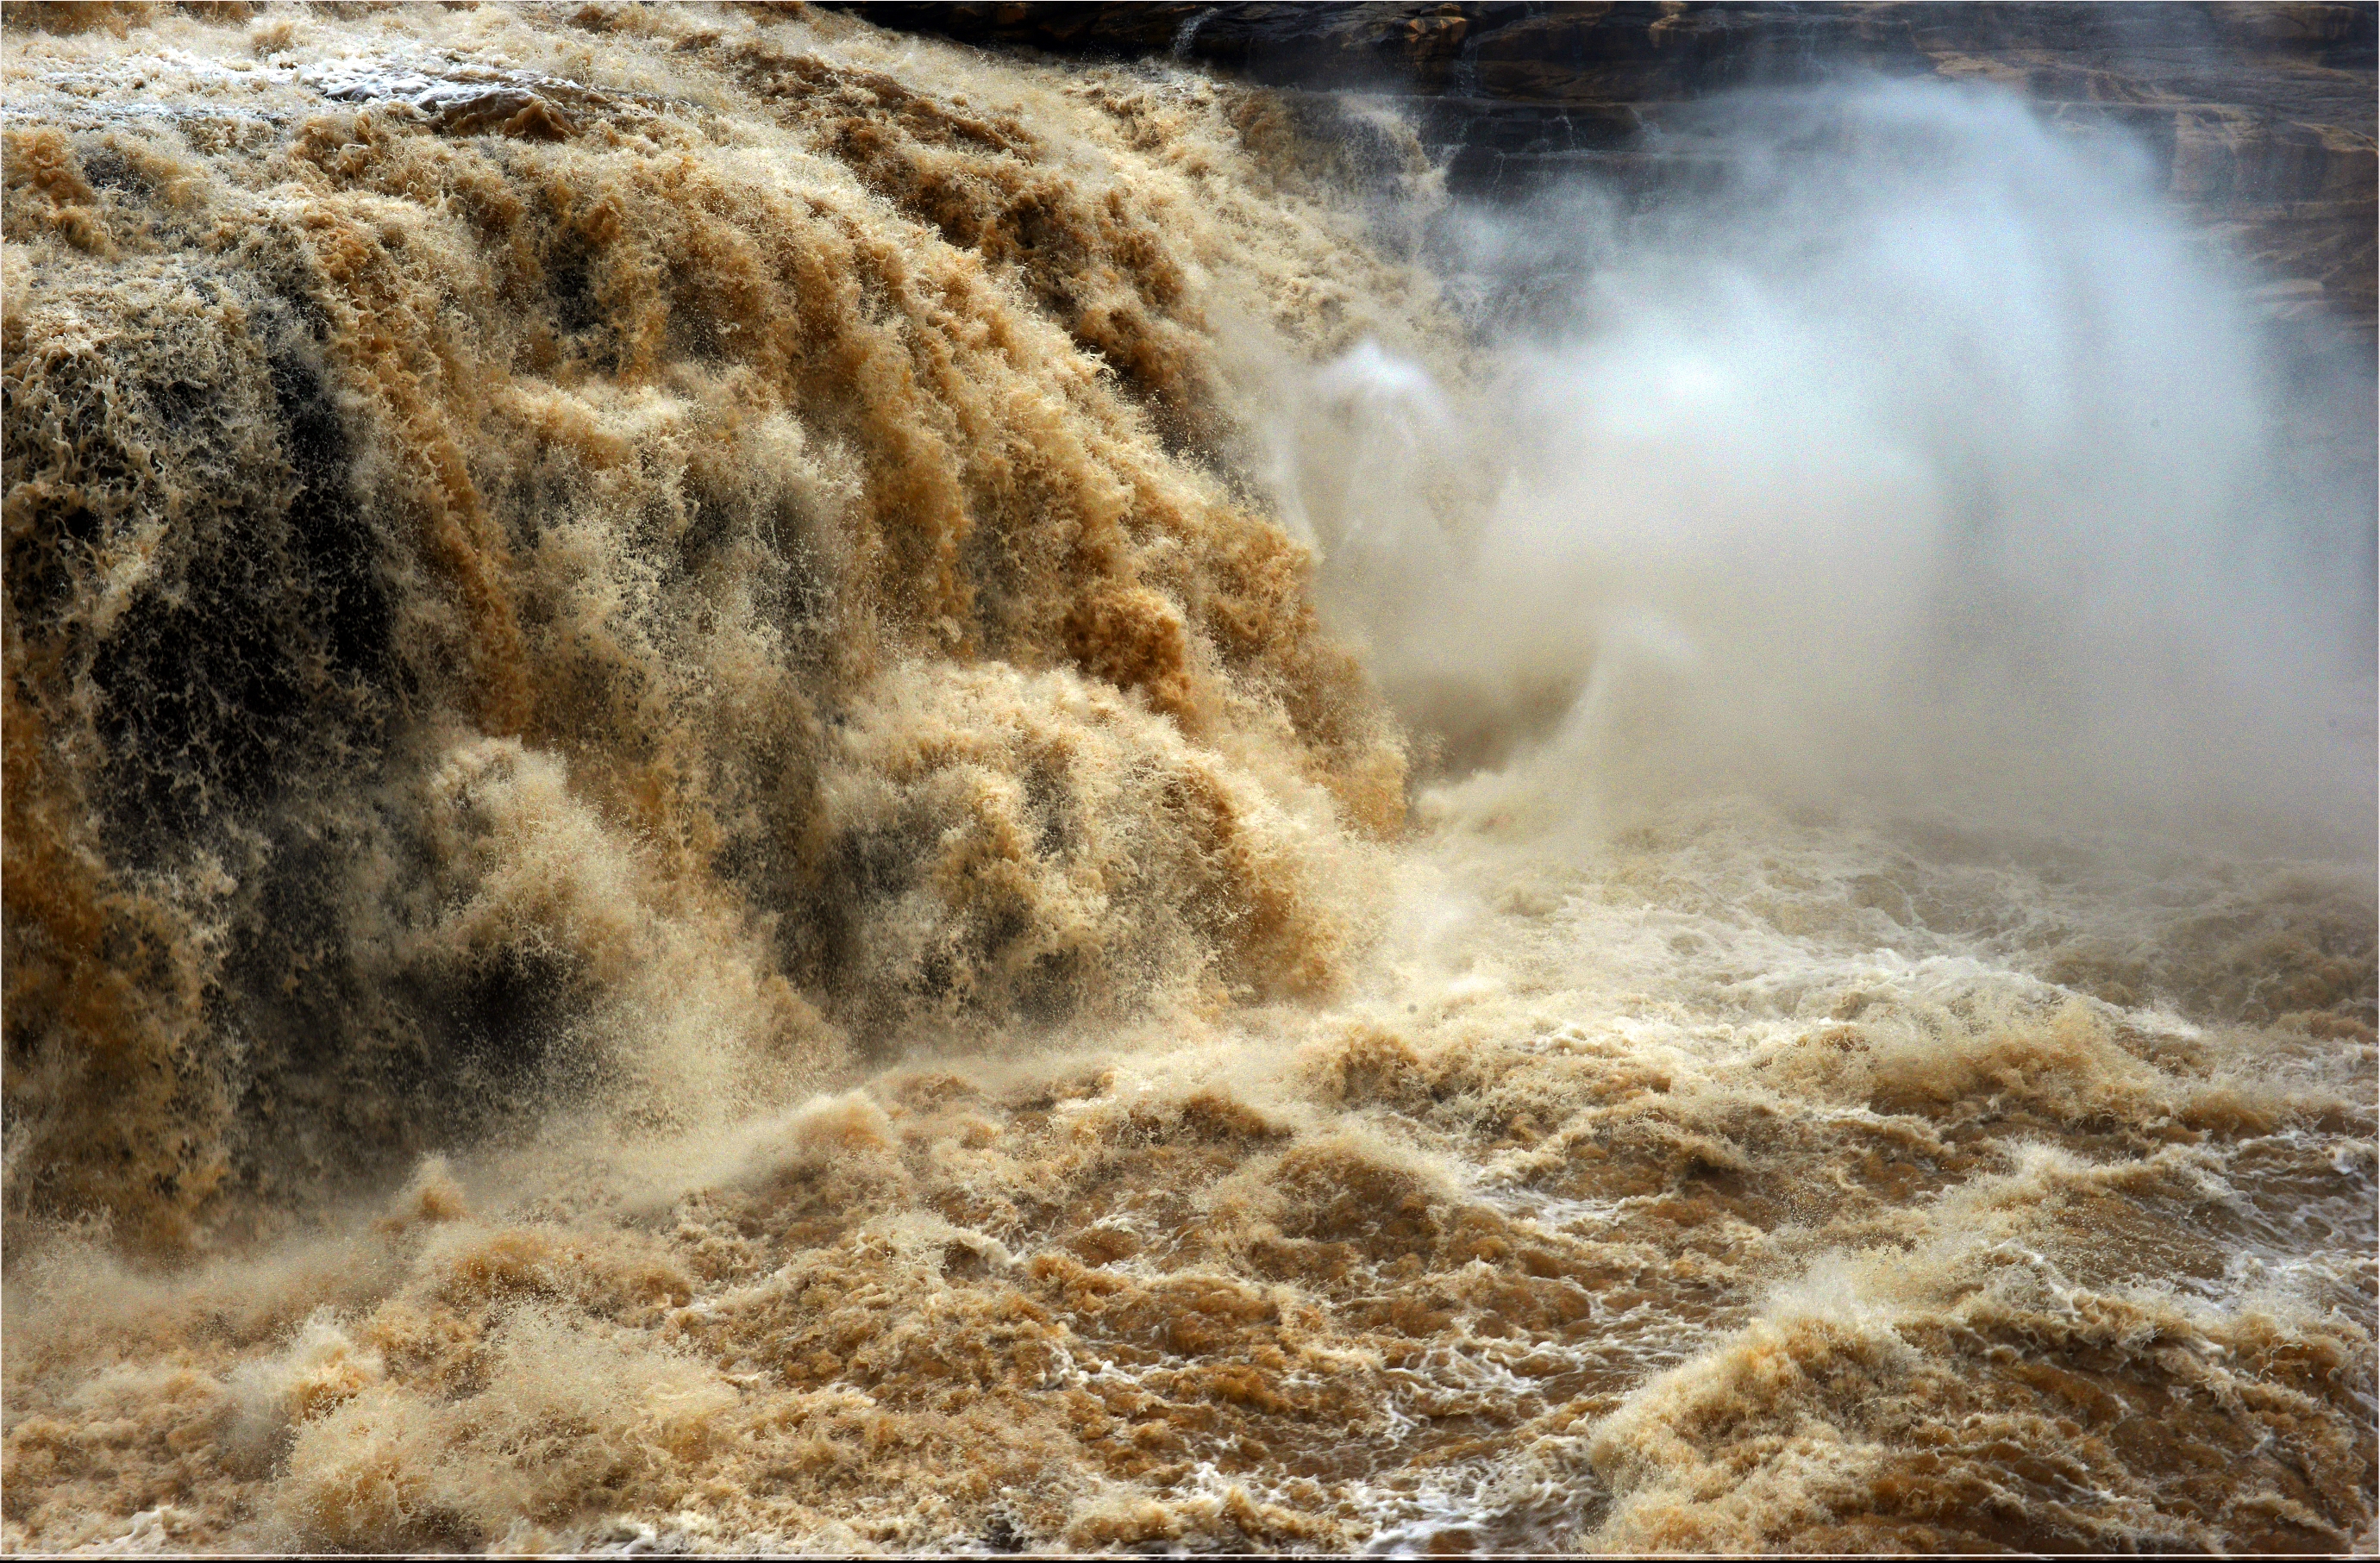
[3,3,2372,1555]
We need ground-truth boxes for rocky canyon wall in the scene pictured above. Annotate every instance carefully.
[848,2,2377,337]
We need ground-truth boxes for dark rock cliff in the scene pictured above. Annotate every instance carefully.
[843,2,2377,336]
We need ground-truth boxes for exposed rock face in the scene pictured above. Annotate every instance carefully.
[848,2,2377,334]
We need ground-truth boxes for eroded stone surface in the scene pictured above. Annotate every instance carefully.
[848,2,2377,334]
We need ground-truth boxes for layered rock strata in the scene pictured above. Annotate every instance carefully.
[849,2,2377,335]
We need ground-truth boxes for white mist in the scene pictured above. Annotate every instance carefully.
[1280,79,2377,853]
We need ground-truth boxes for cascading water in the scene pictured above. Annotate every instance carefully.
[3,4,2371,1554]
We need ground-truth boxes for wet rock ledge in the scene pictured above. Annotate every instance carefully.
[842,2,2377,336]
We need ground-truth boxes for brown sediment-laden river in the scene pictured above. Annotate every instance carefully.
[3,3,2372,1553]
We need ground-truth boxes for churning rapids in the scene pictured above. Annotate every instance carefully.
[2,3,2373,1554]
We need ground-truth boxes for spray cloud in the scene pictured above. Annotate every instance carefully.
[1281,79,2375,852]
